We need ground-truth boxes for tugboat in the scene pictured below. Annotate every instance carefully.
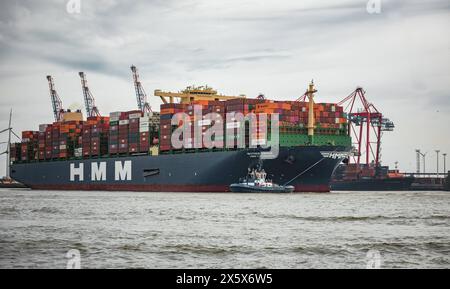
[230,169,295,193]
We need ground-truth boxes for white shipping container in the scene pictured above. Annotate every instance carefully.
[335,118,340,124]
[139,127,149,133]
[119,120,129,125]
[140,117,150,123]
[129,113,142,119]
[60,145,66,150]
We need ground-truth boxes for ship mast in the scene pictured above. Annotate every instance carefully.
[307,80,317,143]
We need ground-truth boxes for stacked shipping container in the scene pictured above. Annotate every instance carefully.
[82,116,109,157]
[109,110,158,155]
[14,117,109,162]
[158,98,349,152]
[12,97,350,162]
[20,131,39,161]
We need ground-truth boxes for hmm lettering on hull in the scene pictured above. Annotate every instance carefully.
[70,161,132,182]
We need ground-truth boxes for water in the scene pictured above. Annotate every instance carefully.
[0,189,449,269]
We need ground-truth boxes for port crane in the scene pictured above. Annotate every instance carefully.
[337,87,394,167]
[79,72,100,117]
[46,75,65,122]
[130,65,152,114]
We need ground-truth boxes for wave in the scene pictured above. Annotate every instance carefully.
[31,207,63,214]
[258,214,450,222]
[118,243,146,252]
[162,244,244,255]
[290,246,347,255]
[0,207,18,215]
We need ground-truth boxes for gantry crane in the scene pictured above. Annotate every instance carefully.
[46,75,64,122]
[130,65,152,114]
[79,72,100,117]
[337,87,394,167]
[154,85,245,104]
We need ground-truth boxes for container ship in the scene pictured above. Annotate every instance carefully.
[331,163,414,191]
[8,71,351,192]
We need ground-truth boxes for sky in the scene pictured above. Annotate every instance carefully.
[0,0,449,176]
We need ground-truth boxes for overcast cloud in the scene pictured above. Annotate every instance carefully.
[0,0,449,175]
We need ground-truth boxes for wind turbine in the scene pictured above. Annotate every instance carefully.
[0,109,21,180]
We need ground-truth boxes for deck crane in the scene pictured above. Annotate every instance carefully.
[296,90,308,102]
[130,65,152,114]
[337,87,394,167]
[79,72,100,117]
[46,75,64,122]
[154,85,245,104]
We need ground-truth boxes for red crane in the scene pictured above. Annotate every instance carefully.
[337,87,394,167]
[130,65,152,114]
[46,75,64,122]
[79,72,100,117]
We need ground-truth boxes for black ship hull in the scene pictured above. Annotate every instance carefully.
[331,177,415,191]
[11,146,349,192]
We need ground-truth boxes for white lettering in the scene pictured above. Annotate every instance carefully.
[70,163,84,181]
[115,161,132,181]
[171,113,191,150]
[91,162,107,181]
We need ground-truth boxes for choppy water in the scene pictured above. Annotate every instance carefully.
[0,189,449,269]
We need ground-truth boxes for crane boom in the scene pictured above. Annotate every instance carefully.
[79,72,100,117]
[46,75,64,122]
[130,65,152,114]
